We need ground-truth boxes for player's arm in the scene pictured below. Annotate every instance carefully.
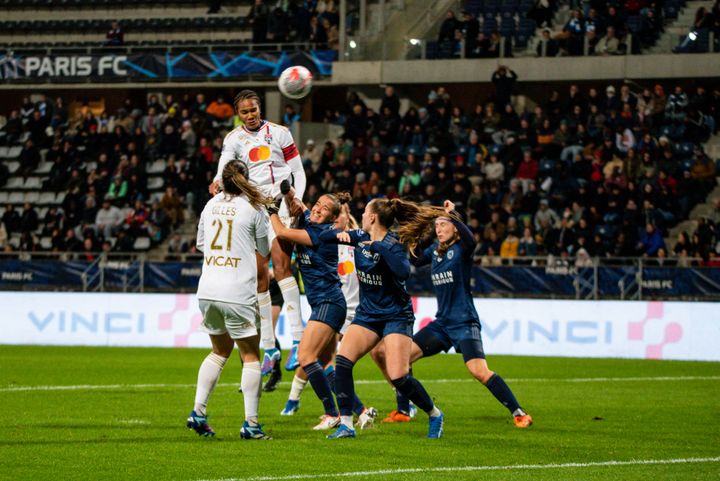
[281,130,306,200]
[319,228,362,246]
[254,209,270,257]
[210,133,238,194]
[269,212,313,246]
[368,239,411,280]
[444,200,476,257]
[410,244,433,267]
[196,210,205,253]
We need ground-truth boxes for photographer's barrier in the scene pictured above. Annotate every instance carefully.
[1,292,718,361]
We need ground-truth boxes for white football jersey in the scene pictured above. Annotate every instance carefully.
[338,243,360,319]
[196,193,270,305]
[216,120,301,198]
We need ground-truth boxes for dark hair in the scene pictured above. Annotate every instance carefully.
[324,191,351,218]
[233,90,261,110]
[221,161,272,210]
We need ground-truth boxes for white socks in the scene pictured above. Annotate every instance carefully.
[241,361,262,423]
[429,406,442,418]
[340,415,353,429]
[288,374,308,401]
[278,276,304,342]
[258,290,275,350]
[193,352,228,416]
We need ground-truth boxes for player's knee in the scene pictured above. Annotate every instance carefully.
[297,349,315,367]
[369,345,386,366]
[390,374,411,390]
[471,364,494,384]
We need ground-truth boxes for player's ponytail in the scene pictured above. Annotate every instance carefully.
[325,191,352,218]
[221,160,272,210]
[390,198,451,255]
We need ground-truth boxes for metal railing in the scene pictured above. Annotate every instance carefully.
[0,252,715,300]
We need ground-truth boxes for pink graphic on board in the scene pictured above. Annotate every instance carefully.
[158,294,203,347]
[627,301,683,359]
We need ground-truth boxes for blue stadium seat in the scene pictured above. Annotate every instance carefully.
[514,32,529,48]
[539,158,555,174]
[681,158,695,172]
[501,0,519,15]
[626,15,643,34]
[484,0,499,15]
[500,16,516,36]
[466,0,484,17]
[676,142,694,157]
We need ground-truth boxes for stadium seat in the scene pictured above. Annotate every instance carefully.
[147,177,164,190]
[23,177,42,189]
[37,192,56,205]
[8,192,24,204]
[6,177,24,189]
[40,236,52,250]
[24,192,40,203]
[539,158,555,174]
[0,192,8,204]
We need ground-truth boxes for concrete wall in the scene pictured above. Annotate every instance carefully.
[332,53,720,85]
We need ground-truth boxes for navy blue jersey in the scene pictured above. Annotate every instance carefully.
[296,211,345,307]
[320,228,413,323]
[413,217,479,324]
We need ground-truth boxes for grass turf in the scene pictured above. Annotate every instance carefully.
[1,345,719,481]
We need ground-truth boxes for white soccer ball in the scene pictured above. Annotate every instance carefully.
[277,65,313,100]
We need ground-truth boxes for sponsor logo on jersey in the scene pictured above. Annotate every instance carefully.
[249,146,271,162]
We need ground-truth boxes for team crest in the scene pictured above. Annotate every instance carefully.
[265,132,273,143]
[447,250,454,260]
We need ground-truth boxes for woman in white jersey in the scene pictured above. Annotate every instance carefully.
[187,160,273,440]
[210,90,307,378]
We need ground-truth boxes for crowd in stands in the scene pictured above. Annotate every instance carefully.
[1,72,719,265]
[435,0,689,59]
[317,72,719,265]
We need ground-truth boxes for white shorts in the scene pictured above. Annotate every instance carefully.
[199,299,259,340]
[263,209,293,247]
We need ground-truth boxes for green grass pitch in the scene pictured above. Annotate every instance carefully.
[1,345,719,481]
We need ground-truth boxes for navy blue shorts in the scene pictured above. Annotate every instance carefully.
[413,320,485,362]
[352,317,413,339]
[309,300,347,333]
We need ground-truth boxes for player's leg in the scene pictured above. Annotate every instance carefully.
[236,333,272,439]
[262,279,284,392]
[281,365,307,415]
[187,318,233,437]
[383,327,444,439]
[257,252,280,376]
[327,323,380,439]
[272,236,304,370]
[297,319,340,429]
[459,324,532,428]
[321,334,375,428]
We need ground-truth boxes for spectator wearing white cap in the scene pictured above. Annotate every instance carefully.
[302,138,322,174]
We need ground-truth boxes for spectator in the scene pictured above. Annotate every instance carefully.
[534,198,560,232]
[95,199,124,239]
[595,25,620,55]
[18,139,41,178]
[206,95,234,128]
[160,186,184,227]
[637,222,665,256]
[438,10,459,42]
[536,29,559,57]
[248,0,269,44]
[282,105,301,130]
[104,20,124,46]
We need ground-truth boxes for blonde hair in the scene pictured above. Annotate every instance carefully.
[370,198,457,254]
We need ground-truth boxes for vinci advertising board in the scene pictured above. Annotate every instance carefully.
[1,293,718,361]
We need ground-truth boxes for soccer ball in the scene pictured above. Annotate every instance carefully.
[277,66,313,100]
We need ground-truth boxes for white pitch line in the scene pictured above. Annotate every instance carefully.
[194,456,720,481]
[2,376,719,393]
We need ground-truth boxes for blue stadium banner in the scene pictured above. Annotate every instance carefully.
[0,50,335,82]
[2,258,720,297]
